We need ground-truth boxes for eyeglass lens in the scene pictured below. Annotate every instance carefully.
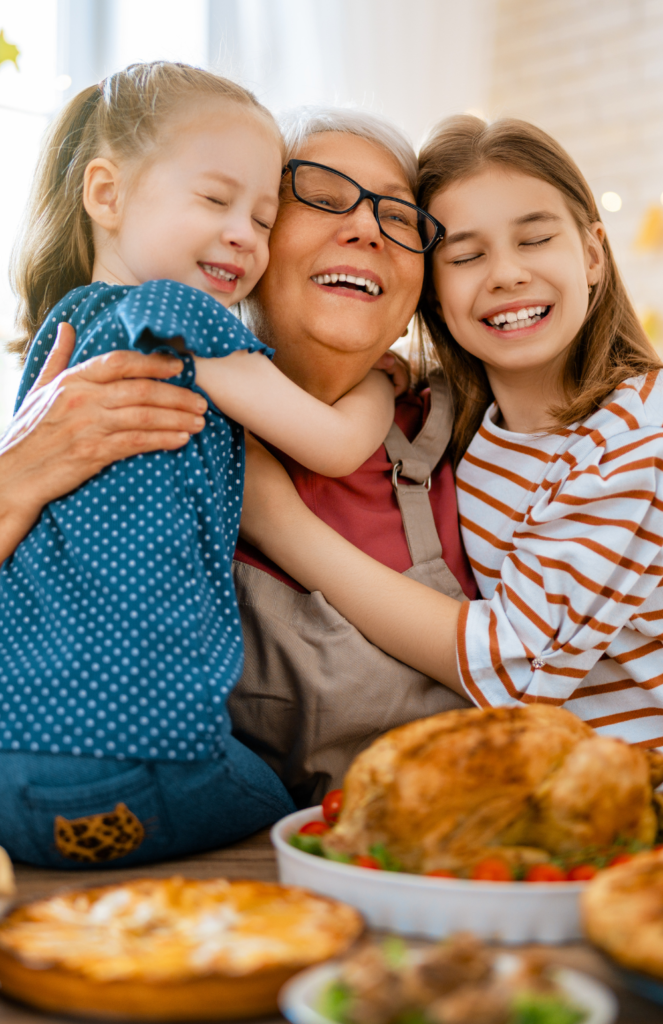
[292,164,437,252]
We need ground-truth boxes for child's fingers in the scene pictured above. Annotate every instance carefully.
[372,350,411,397]
[371,352,396,372]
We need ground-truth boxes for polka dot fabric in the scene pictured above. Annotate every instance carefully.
[3,280,273,762]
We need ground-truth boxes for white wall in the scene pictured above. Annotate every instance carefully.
[208,0,494,149]
[489,0,663,346]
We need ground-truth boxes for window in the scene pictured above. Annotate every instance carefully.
[0,1,59,427]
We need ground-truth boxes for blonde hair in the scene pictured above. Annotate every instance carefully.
[10,61,280,358]
[416,115,661,467]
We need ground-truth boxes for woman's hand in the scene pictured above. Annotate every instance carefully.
[0,322,207,562]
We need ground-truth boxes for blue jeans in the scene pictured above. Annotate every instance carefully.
[0,739,295,869]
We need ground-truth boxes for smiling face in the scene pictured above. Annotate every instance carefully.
[428,166,604,386]
[89,100,282,306]
[244,131,424,394]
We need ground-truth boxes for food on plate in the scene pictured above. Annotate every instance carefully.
[323,789,344,825]
[582,847,663,979]
[292,706,663,878]
[0,876,363,1020]
[318,933,587,1024]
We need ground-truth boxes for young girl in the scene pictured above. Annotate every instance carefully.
[240,115,663,752]
[0,61,396,867]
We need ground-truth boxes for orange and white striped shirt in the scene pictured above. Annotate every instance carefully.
[455,370,663,748]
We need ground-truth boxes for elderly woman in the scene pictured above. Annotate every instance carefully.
[0,108,474,830]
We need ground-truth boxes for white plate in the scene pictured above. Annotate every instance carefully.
[279,957,618,1024]
[271,807,587,943]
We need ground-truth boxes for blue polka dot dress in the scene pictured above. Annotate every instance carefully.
[1,280,273,763]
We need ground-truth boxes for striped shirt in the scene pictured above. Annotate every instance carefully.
[455,370,663,748]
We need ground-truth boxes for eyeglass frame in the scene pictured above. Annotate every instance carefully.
[282,159,445,254]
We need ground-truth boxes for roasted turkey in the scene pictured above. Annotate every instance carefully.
[323,705,663,874]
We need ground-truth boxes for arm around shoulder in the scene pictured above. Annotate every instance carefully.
[194,352,395,476]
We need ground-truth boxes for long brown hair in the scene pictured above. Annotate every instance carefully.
[416,115,660,467]
[10,61,280,359]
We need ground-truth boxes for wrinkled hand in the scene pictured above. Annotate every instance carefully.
[240,431,303,550]
[0,322,207,558]
[372,349,411,397]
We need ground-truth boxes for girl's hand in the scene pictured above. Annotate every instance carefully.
[240,431,304,548]
[372,349,411,396]
[0,322,207,562]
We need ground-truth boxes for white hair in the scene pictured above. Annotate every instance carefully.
[278,105,418,194]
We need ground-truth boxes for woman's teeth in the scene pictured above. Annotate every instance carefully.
[486,305,549,330]
[311,273,381,296]
[201,264,237,281]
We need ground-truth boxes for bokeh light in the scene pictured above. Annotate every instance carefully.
[601,191,622,212]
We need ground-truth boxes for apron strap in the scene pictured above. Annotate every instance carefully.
[384,372,454,566]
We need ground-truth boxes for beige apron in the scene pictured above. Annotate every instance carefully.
[229,372,472,806]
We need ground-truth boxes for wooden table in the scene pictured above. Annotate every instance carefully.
[2,831,661,1024]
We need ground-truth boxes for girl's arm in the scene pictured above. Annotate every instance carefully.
[240,433,465,693]
[194,351,394,477]
[0,325,206,564]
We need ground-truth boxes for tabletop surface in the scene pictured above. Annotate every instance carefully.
[2,829,661,1024]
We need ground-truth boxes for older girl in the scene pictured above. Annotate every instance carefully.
[242,116,663,751]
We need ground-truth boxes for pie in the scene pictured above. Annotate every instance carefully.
[0,876,363,1019]
[582,849,663,978]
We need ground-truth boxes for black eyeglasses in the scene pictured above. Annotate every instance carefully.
[283,159,445,254]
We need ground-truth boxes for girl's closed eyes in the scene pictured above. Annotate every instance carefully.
[443,230,557,266]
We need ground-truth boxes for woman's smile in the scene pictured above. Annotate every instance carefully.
[310,264,384,301]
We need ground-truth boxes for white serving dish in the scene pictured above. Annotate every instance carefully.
[271,807,587,944]
[279,957,618,1024]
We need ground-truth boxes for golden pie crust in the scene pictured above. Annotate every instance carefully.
[581,849,663,978]
[0,876,363,1019]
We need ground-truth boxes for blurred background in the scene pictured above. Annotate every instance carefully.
[1,0,662,429]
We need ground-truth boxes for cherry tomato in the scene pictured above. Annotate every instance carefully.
[524,864,568,883]
[470,858,513,882]
[322,789,344,825]
[426,869,457,878]
[607,853,634,868]
[567,863,598,881]
[354,855,382,870]
[298,821,329,836]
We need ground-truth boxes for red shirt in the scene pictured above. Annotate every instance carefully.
[235,388,478,598]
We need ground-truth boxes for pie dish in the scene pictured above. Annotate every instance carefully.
[582,848,663,979]
[0,876,363,1020]
[273,807,587,943]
